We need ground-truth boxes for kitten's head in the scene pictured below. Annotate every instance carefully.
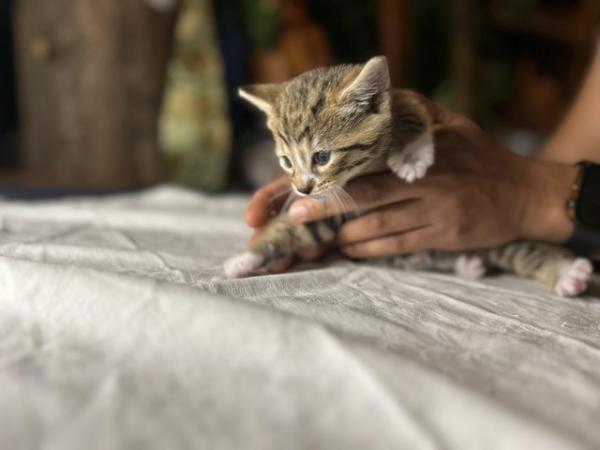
[239,56,392,198]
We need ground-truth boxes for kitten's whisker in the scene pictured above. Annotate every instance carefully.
[317,186,342,217]
[335,186,360,221]
[280,191,299,213]
[327,189,343,218]
[268,187,293,204]
[341,188,359,213]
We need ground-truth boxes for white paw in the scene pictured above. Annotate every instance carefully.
[223,252,265,279]
[454,254,486,279]
[387,155,430,182]
[387,133,434,183]
[554,258,593,297]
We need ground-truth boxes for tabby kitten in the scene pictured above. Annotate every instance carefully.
[224,56,593,297]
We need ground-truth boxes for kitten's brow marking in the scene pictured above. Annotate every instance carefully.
[297,125,311,142]
[277,132,290,146]
[348,156,371,168]
[330,155,370,176]
[333,137,381,153]
[311,96,325,116]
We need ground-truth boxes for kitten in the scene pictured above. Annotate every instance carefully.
[224,56,593,297]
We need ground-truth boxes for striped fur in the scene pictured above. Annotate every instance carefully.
[225,57,593,297]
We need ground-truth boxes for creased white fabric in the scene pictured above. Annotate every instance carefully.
[0,185,598,450]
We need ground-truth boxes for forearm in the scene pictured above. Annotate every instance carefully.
[520,157,577,243]
[539,43,600,163]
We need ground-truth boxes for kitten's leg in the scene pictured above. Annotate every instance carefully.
[554,258,594,297]
[484,241,593,297]
[385,251,441,271]
[387,131,435,183]
[386,250,487,278]
[223,252,267,279]
[454,254,487,279]
[224,214,339,278]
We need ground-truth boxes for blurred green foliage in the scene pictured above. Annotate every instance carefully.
[502,0,539,16]
[243,0,280,50]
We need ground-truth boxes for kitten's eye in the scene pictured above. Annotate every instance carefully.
[279,155,292,169]
[312,151,331,166]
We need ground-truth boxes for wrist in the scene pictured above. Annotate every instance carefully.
[520,158,577,242]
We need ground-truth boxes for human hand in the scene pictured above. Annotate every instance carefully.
[282,113,577,259]
[245,176,328,272]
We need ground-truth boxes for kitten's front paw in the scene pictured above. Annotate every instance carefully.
[454,254,486,279]
[223,252,265,278]
[387,154,430,182]
[387,133,434,183]
[554,258,593,297]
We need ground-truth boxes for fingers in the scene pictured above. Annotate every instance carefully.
[245,176,291,228]
[249,228,267,244]
[337,200,429,245]
[340,226,434,258]
[268,246,326,272]
[256,245,328,275]
[265,257,295,273]
[289,172,421,223]
[265,246,327,274]
[297,246,327,260]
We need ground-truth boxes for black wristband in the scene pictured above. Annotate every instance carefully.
[565,224,600,256]
[565,161,600,262]
[575,162,600,227]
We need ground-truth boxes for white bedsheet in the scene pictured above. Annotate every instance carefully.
[0,186,598,450]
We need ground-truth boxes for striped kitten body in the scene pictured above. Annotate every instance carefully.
[224,57,593,297]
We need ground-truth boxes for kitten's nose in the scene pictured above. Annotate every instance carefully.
[297,184,313,195]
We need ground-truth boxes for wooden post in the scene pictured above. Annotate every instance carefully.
[14,0,176,189]
[451,0,474,115]
[377,0,411,88]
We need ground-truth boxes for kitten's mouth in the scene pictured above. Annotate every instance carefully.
[294,191,310,197]
[308,189,335,202]
[293,190,325,201]
[293,185,342,202]
[293,186,326,199]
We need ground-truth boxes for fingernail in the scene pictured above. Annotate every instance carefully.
[289,203,308,222]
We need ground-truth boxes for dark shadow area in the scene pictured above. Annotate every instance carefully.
[0,0,20,169]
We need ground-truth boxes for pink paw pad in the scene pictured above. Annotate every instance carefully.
[554,258,593,297]
[223,252,265,279]
[454,254,486,279]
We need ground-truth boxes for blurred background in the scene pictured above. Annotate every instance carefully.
[0,0,599,197]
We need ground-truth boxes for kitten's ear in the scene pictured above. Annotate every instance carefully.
[340,56,390,112]
[238,84,280,115]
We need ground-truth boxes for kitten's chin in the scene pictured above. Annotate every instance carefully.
[310,185,346,201]
[310,192,330,202]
